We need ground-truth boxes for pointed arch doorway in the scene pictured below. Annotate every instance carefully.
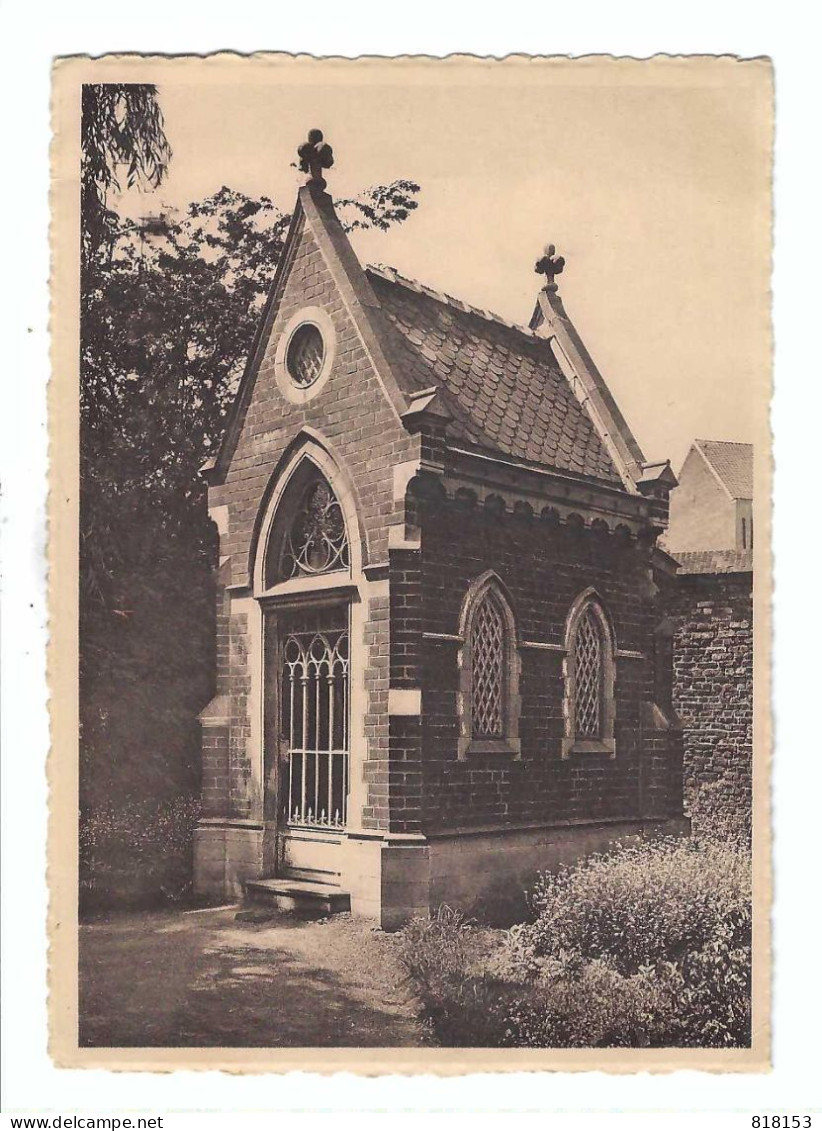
[256,449,361,886]
[263,603,350,883]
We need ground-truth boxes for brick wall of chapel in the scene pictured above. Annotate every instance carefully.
[403,492,683,833]
[207,223,417,823]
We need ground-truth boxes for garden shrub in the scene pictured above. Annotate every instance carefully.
[502,957,677,1048]
[397,906,516,1047]
[652,904,752,1047]
[79,793,201,910]
[506,835,751,976]
[399,836,752,1048]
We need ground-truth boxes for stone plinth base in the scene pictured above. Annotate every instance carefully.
[193,819,264,900]
[425,816,691,925]
[342,834,429,929]
[344,816,689,928]
[194,815,690,926]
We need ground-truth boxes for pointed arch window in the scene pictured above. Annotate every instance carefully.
[471,588,507,738]
[264,464,350,588]
[458,574,521,758]
[563,591,616,757]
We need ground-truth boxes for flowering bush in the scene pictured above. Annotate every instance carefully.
[501,958,676,1048]
[653,904,752,1047]
[399,835,752,1048]
[506,835,751,976]
[79,794,201,909]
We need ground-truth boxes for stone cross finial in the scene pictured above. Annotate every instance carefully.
[535,243,565,291]
[297,128,334,190]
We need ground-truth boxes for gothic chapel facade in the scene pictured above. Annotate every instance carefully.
[194,135,688,928]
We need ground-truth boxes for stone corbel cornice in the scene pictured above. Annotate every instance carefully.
[442,445,663,538]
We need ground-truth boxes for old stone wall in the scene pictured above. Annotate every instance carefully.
[667,571,753,836]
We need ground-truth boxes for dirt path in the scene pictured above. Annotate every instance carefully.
[79,907,427,1047]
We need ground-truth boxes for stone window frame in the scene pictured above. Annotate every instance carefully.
[562,587,616,758]
[457,570,521,760]
[253,435,363,600]
[266,467,350,586]
[273,306,337,406]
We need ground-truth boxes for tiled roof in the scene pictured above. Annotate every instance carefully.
[674,549,753,575]
[366,266,623,486]
[696,440,753,499]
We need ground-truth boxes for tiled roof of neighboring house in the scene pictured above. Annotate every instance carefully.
[674,549,754,575]
[695,439,753,500]
[366,265,623,486]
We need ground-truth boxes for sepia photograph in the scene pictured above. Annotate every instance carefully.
[47,53,771,1072]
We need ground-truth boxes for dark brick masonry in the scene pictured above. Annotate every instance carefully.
[393,490,685,835]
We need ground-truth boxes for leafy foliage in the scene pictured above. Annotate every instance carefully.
[81,84,172,263]
[399,837,752,1048]
[650,905,752,1047]
[505,835,751,976]
[688,776,752,845]
[397,907,516,1047]
[500,956,675,1049]
[79,795,201,910]
[336,179,421,231]
[79,85,421,903]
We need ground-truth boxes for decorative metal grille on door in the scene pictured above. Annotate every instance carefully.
[574,606,603,738]
[281,626,349,828]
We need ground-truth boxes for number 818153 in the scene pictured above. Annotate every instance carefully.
[752,1118,812,1128]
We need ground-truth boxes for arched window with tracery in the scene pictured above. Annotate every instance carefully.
[458,573,521,758]
[264,463,350,589]
[563,591,616,757]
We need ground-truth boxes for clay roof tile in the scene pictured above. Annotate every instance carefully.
[365,266,623,486]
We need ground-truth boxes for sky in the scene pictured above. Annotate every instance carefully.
[116,57,771,473]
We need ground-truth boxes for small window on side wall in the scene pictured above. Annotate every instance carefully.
[457,573,521,758]
[562,590,616,757]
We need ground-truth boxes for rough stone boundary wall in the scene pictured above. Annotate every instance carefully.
[667,570,753,836]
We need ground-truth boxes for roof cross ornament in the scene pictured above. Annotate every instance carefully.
[297,129,334,191]
[535,243,565,291]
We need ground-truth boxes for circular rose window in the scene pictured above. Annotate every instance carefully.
[286,323,325,388]
[274,308,336,403]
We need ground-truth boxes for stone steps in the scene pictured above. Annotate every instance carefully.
[239,877,351,918]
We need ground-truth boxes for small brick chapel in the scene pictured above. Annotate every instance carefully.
[194,132,688,927]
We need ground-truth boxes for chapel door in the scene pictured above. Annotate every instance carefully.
[268,605,349,884]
